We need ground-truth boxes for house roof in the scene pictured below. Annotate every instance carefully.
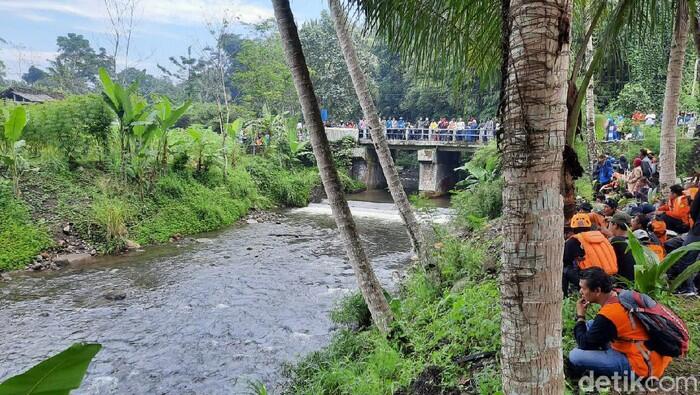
[0,88,60,102]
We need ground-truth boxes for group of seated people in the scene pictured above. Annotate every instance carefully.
[563,180,699,382]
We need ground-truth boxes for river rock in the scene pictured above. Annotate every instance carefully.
[35,254,44,262]
[0,273,11,281]
[125,240,141,250]
[195,238,213,244]
[246,219,258,224]
[62,224,72,234]
[41,252,50,259]
[53,253,93,266]
[103,292,126,301]
[30,262,44,271]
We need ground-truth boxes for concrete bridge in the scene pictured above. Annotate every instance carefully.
[324,127,494,196]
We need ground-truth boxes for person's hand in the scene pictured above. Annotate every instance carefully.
[576,298,589,317]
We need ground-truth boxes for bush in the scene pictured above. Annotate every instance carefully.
[0,95,113,164]
[608,83,653,115]
[451,179,503,229]
[284,279,502,394]
[131,175,252,244]
[92,195,131,252]
[155,174,186,198]
[0,184,52,270]
[244,158,319,207]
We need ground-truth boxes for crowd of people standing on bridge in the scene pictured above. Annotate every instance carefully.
[338,116,499,142]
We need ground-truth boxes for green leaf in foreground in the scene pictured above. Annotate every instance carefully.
[0,343,101,395]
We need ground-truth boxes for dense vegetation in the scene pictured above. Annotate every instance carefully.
[0,89,365,271]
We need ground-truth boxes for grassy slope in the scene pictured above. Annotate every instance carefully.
[0,155,321,271]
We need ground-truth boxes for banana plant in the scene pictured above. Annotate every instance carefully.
[99,67,153,180]
[226,118,244,166]
[1,106,29,197]
[154,96,191,174]
[454,156,499,191]
[285,117,303,154]
[626,229,700,298]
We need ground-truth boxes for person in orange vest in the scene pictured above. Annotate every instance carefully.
[656,184,692,234]
[563,213,618,296]
[632,229,666,261]
[568,268,673,379]
[578,202,606,231]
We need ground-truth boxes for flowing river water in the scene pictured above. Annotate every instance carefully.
[1,194,451,394]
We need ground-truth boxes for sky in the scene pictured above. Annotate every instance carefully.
[0,0,327,81]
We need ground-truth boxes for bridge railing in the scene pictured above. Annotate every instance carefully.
[318,126,497,143]
[357,127,495,143]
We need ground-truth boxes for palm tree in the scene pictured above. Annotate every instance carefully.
[659,0,689,191]
[271,0,394,334]
[327,0,430,270]
[497,1,570,392]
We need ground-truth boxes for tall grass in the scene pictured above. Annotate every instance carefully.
[92,195,131,252]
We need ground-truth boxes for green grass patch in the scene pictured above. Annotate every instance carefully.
[284,230,503,394]
[0,184,53,271]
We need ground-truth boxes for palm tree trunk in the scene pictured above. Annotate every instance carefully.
[500,0,568,393]
[660,0,689,191]
[328,0,430,268]
[585,15,598,174]
[272,0,393,334]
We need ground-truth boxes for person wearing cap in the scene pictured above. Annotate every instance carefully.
[656,184,692,234]
[577,202,606,231]
[563,213,618,296]
[606,212,636,282]
[632,229,666,261]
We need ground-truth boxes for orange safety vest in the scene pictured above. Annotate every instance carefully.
[599,296,673,378]
[588,212,607,230]
[685,187,698,200]
[647,243,666,261]
[572,231,618,275]
[650,221,668,244]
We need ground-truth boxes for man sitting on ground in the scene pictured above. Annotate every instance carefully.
[606,212,636,282]
[563,214,618,296]
[568,268,672,379]
[656,184,692,234]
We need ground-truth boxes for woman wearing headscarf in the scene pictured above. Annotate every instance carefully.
[626,158,645,195]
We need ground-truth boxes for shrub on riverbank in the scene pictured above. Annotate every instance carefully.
[0,184,52,271]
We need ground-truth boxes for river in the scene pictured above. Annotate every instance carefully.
[0,195,448,394]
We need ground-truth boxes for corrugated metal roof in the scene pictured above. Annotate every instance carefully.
[1,88,57,102]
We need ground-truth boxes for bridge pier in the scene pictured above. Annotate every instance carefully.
[418,149,460,196]
[351,146,387,189]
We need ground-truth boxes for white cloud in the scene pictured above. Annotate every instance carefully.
[0,0,273,26]
[16,12,54,22]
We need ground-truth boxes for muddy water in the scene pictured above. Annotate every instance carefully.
[0,202,417,394]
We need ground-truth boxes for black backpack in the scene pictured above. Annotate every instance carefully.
[617,290,690,357]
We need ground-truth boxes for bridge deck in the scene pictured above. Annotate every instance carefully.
[325,127,494,151]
